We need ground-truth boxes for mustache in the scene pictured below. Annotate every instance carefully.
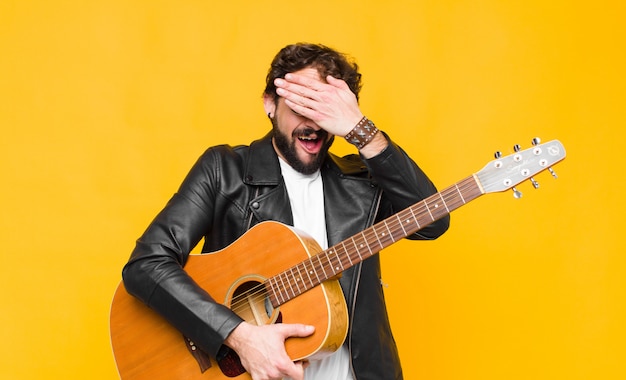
[293,127,328,139]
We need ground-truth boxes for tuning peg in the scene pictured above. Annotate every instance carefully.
[530,177,540,189]
[494,151,502,159]
[548,167,558,179]
[513,144,521,152]
[512,187,523,198]
[532,137,541,145]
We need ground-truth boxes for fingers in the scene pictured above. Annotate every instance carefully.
[288,360,306,380]
[283,72,325,91]
[275,79,321,108]
[325,74,351,90]
[279,323,315,339]
[275,71,334,102]
[280,72,348,91]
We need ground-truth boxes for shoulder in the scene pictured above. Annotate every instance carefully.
[197,132,274,165]
[201,143,248,159]
[325,152,370,178]
[193,142,256,173]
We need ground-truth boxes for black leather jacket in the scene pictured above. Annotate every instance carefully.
[123,131,449,379]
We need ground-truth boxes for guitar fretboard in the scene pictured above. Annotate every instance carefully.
[266,175,483,307]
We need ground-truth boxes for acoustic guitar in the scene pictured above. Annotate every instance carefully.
[110,138,566,379]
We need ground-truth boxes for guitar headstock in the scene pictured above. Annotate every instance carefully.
[476,138,566,196]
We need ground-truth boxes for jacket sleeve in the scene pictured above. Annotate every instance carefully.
[363,133,450,240]
[121,149,243,358]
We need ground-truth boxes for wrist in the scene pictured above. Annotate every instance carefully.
[344,116,379,150]
[224,322,248,350]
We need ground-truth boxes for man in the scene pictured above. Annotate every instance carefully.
[123,43,450,380]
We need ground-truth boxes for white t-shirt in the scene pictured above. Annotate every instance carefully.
[278,158,354,380]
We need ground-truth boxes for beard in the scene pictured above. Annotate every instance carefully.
[271,118,334,175]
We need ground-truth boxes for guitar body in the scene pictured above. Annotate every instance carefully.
[110,221,349,379]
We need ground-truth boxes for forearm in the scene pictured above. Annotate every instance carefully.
[357,128,388,159]
[363,132,450,239]
[123,250,243,356]
[122,189,243,357]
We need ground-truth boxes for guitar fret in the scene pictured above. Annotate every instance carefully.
[387,219,396,235]
[362,232,373,256]
[280,271,289,300]
[333,248,345,271]
[315,254,328,281]
[350,236,365,261]
[340,242,354,267]
[275,275,286,304]
[295,264,305,293]
[372,225,383,249]
[395,214,407,236]
[438,193,450,213]
[433,201,447,220]
[408,206,421,229]
[303,259,317,288]
[400,210,413,231]
[322,249,334,276]
[447,187,465,209]
[295,266,304,293]
[287,268,297,299]
[454,183,466,204]
[383,221,395,243]
[425,200,435,221]
[326,248,342,274]
[267,276,278,306]
[335,246,347,272]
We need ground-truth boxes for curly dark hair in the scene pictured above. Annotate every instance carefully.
[264,43,363,102]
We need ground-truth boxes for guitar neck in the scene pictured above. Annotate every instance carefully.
[267,175,484,307]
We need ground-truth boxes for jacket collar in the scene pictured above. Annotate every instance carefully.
[243,131,282,186]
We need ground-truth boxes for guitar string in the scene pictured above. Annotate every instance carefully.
[229,209,478,313]
[227,177,482,313]
[255,160,552,306]
[227,177,481,312]
[226,176,482,316]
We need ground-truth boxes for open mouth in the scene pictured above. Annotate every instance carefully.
[296,130,326,153]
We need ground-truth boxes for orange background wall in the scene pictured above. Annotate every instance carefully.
[2,1,624,379]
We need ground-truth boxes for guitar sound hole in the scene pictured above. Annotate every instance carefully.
[231,279,280,325]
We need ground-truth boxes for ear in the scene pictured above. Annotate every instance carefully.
[263,93,276,118]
